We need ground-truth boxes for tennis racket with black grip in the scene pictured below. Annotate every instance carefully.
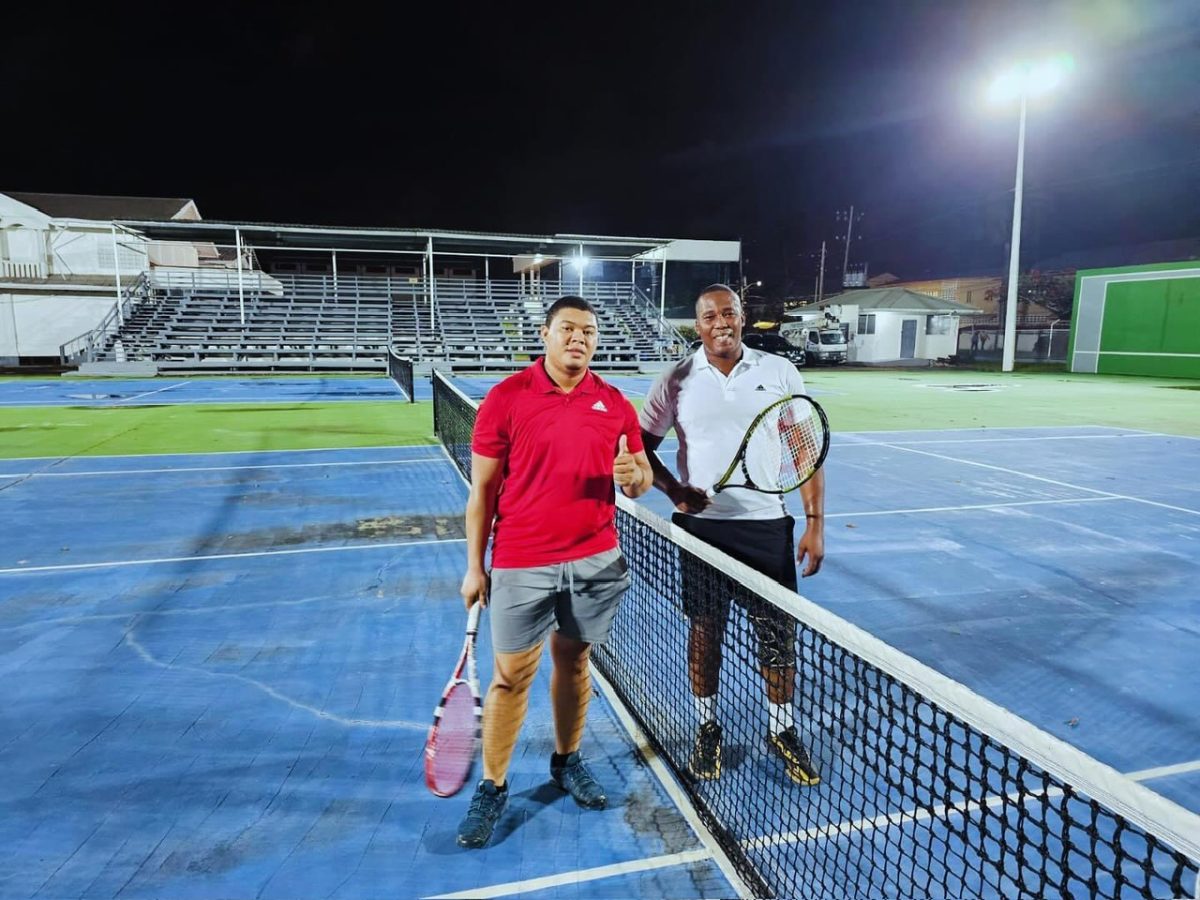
[708,394,830,496]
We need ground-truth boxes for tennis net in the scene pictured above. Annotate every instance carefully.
[431,369,1200,899]
[388,348,415,402]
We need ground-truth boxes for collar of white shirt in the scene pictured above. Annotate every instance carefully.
[692,343,765,372]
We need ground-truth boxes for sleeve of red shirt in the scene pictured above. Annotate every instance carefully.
[471,390,509,459]
[620,397,644,454]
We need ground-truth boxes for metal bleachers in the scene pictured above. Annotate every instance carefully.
[67,272,684,373]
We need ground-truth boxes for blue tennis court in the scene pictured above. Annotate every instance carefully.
[1,375,1197,897]
[0,376,418,408]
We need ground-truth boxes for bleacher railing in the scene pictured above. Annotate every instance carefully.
[59,272,153,364]
[64,272,685,370]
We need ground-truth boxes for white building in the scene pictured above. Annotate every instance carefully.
[790,287,985,365]
[0,192,199,365]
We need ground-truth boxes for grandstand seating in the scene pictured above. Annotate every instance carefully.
[80,273,683,372]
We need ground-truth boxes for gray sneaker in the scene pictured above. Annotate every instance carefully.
[550,751,607,809]
[456,779,508,848]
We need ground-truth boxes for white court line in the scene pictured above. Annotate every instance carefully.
[123,631,426,732]
[0,587,402,633]
[0,536,466,576]
[824,496,1119,518]
[745,753,1200,855]
[1,443,430,462]
[112,380,190,403]
[590,667,754,899]
[424,848,712,899]
[836,432,1168,447]
[0,456,445,479]
[881,443,1200,518]
[1127,759,1200,781]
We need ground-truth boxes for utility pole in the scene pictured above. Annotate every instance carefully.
[817,241,827,303]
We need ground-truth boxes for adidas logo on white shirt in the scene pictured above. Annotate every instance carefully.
[591,400,608,412]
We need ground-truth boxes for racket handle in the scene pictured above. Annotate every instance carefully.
[466,603,483,636]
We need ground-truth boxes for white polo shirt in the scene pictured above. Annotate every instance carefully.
[640,345,807,520]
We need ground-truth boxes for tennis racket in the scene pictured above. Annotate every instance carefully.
[424,603,483,797]
[709,394,830,495]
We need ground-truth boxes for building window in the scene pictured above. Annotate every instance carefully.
[857,314,875,335]
[926,315,953,335]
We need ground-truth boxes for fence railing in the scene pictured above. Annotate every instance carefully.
[957,323,1071,363]
[150,269,282,295]
[59,272,153,364]
[630,285,688,354]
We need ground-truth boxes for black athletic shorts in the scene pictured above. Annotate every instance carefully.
[672,513,798,669]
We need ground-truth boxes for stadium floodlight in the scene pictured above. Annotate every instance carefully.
[987,54,1073,104]
[988,53,1073,372]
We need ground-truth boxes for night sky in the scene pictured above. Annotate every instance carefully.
[4,1,1198,296]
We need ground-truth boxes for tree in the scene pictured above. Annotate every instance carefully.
[996,269,1076,319]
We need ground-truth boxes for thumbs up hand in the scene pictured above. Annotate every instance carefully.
[613,434,639,487]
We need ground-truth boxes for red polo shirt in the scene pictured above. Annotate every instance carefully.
[471,358,644,568]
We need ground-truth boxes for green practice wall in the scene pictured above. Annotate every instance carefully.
[1069,263,1200,378]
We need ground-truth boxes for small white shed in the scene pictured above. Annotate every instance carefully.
[791,288,985,364]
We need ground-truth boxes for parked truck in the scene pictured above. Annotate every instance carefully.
[780,320,848,365]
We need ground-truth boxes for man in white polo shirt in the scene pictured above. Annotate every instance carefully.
[639,284,825,785]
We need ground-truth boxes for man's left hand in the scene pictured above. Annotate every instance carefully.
[613,435,640,487]
[797,519,824,577]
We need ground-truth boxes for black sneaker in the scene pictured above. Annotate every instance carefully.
[456,779,508,848]
[766,726,819,785]
[689,720,722,780]
[550,751,607,809]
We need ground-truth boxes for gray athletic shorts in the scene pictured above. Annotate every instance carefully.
[489,547,631,653]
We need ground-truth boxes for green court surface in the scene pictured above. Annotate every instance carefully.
[0,401,435,458]
[800,369,1200,436]
[1,368,1197,459]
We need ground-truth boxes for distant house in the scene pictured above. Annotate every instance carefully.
[789,287,985,364]
[1,192,200,280]
[867,271,1059,320]
[0,191,201,364]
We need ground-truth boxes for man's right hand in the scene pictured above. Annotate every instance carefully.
[460,568,490,610]
[668,482,711,514]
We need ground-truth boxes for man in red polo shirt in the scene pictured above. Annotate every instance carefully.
[456,295,653,849]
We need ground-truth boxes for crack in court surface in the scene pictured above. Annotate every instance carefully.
[190,515,466,555]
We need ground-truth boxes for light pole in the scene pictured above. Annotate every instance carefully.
[989,54,1073,372]
[740,278,761,306]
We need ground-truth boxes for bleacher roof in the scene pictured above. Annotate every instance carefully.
[112,218,739,262]
[5,192,196,221]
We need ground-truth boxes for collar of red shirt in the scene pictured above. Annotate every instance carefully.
[532,357,598,394]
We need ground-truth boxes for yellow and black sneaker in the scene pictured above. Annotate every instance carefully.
[766,726,820,785]
[689,720,722,780]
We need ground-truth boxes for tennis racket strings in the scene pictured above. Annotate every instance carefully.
[740,396,828,493]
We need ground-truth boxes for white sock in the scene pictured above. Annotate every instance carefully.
[693,693,717,725]
[768,701,794,736]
